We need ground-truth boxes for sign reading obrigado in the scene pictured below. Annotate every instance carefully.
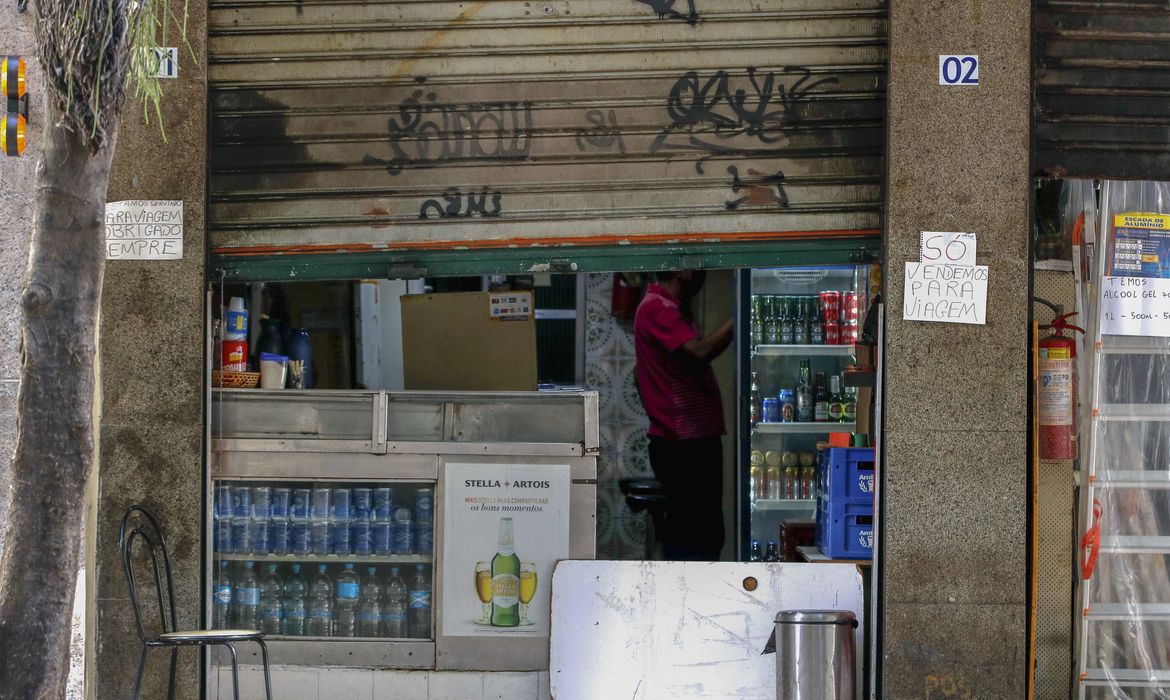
[443,463,570,638]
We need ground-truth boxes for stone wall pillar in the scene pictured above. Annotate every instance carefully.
[881,1,1031,697]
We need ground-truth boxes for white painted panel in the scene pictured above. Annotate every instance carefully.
[318,669,374,700]
[483,671,539,699]
[429,671,486,700]
[550,560,864,700]
[373,670,430,699]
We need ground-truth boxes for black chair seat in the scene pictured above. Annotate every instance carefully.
[619,477,665,497]
[159,629,264,644]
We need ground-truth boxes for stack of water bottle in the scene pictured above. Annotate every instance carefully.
[213,560,432,639]
[214,483,434,557]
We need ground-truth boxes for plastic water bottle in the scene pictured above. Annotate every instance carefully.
[251,487,271,556]
[308,564,333,637]
[358,566,383,637]
[414,489,434,555]
[212,561,233,629]
[259,563,284,635]
[332,489,352,555]
[230,518,250,555]
[393,507,414,555]
[407,564,431,639]
[290,488,311,556]
[235,561,260,630]
[373,518,393,556]
[382,566,408,638]
[282,563,307,637]
[250,518,270,556]
[334,563,360,638]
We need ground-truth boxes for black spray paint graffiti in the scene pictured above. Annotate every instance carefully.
[724,166,788,211]
[651,67,840,171]
[364,90,535,175]
[635,0,698,24]
[419,188,503,220]
[574,109,626,155]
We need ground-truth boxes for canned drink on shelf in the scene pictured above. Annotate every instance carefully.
[843,292,861,322]
[762,398,780,423]
[819,291,842,323]
[270,488,290,519]
[373,487,395,521]
[778,389,796,423]
[221,339,248,372]
[825,321,841,345]
[231,485,252,519]
[251,487,272,520]
[841,321,859,345]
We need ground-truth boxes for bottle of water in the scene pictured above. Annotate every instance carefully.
[250,487,271,556]
[290,488,311,556]
[259,563,284,635]
[358,566,383,637]
[310,488,332,556]
[308,564,333,637]
[414,488,434,555]
[334,563,360,638]
[282,563,307,636]
[351,510,373,556]
[235,561,260,630]
[393,507,414,555]
[407,564,431,639]
[382,566,408,638]
[212,561,233,629]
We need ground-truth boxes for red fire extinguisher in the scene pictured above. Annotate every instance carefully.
[1039,311,1085,460]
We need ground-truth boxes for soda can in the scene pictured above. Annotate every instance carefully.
[215,519,232,554]
[268,519,290,555]
[373,521,393,555]
[291,488,311,522]
[843,292,861,322]
[230,518,251,554]
[841,321,859,345]
[270,488,291,519]
[825,321,841,345]
[231,486,252,519]
[251,486,272,520]
[214,484,232,520]
[352,488,373,518]
[762,397,780,423]
[290,521,311,556]
[819,291,841,322]
[310,487,331,520]
[352,516,372,556]
[393,507,414,555]
[373,487,394,521]
[414,488,434,526]
[250,519,270,555]
[330,488,352,520]
[415,525,433,555]
[778,390,796,423]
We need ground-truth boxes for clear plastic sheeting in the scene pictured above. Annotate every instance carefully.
[1077,180,1170,699]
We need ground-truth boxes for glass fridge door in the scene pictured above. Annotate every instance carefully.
[739,265,871,562]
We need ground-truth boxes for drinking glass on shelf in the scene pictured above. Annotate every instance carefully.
[519,562,537,626]
[474,561,492,624]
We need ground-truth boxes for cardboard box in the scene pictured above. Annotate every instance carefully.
[401,291,537,391]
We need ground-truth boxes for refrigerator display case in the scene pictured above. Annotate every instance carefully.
[206,389,598,678]
[737,265,872,561]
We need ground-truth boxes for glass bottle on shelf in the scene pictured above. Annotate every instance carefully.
[798,298,813,345]
[795,359,813,422]
[765,451,782,500]
[829,375,846,422]
[750,296,763,347]
[763,296,779,345]
[813,372,830,422]
[844,385,858,424]
[810,296,825,345]
[749,372,762,425]
[779,296,795,345]
[749,450,764,506]
[784,463,800,499]
[801,465,817,500]
[750,540,762,562]
[766,541,779,562]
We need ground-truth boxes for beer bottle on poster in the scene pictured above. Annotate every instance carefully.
[490,517,521,627]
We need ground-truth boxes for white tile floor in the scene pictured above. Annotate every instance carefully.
[213,667,545,700]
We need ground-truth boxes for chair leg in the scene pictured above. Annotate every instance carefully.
[133,645,148,700]
[227,643,240,700]
[256,638,273,700]
[167,647,178,700]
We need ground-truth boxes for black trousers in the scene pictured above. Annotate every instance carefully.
[647,435,724,561]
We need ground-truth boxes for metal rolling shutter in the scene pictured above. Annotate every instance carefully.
[208,0,887,255]
[1036,1,1170,179]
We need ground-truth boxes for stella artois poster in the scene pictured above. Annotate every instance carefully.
[442,463,571,637]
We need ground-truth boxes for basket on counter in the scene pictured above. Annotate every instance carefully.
[212,370,260,389]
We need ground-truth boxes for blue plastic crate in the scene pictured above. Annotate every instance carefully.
[815,497,873,560]
[819,447,876,505]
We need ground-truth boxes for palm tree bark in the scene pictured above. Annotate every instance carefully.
[0,101,115,699]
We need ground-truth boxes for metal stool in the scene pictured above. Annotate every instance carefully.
[619,478,668,559]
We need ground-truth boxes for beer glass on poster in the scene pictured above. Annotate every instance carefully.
[3,55,29,157]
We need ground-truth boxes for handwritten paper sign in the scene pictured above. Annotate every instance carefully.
[920,231,977,266]
[903,263,988,325]
[1100,276,1170,337]
[105,200,183,260]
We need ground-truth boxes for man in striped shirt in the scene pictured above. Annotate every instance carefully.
[634,270,733,560]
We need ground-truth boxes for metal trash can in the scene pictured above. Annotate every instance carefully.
[773,610,857,699]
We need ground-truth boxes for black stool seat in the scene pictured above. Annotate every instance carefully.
[619,478,665,497]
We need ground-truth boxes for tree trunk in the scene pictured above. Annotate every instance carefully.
[0,101,115,700]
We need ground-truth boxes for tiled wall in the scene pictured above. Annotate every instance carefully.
[583,274,652,560]
[213,667,550,700]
